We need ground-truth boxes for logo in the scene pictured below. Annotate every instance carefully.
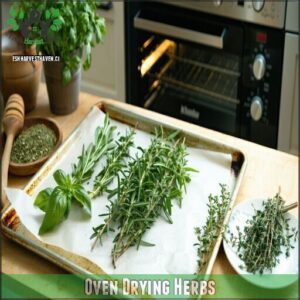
[180,105,200,120]
[8,6,63,45]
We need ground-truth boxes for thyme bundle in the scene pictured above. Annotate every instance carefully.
[229,192,298,274]
[194,184,231,273]
[91,129,196,267]
[90,130,135,198]
[35,116,115,234]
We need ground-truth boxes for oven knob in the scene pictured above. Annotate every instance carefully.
[250,96,263,121]
[253,54,266,80]
[213,0,223,6]
[252,0,265,12]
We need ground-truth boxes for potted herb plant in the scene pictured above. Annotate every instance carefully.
[12,0,105,115]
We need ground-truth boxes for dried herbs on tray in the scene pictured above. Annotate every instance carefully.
[91,128,196,267]
[229,191,298,274]
[194,184,231,273]
[34,116,116,234]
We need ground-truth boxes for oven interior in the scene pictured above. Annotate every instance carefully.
[138,34,242,135]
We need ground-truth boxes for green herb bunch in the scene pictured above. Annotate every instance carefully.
[35,115,115,234]
[91,128,196,267]
[194,184,231,273]
[91,130,135,198]
[71,117,116,184]
[229,192,298,274]
[12,0,106,83]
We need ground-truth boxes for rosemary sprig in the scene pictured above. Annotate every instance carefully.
[90,130,167,249]
[34,115,116,234]
[90,129,135,198]
[194,184,231,273]
[91,128,196,267]
[111,141,192,266]
[72,115,116,184]
[229,192,298,274]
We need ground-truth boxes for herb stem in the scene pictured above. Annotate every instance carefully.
[72,116,116,184]
[90,168,137,250]
[282,202,298,212]
[194,184,231,273]
[90,130,135,198]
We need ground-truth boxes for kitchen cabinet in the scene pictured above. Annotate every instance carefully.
[277,33,299,155]
[277,1,299,155]
[80,2,125,102]
[285,0,299,33]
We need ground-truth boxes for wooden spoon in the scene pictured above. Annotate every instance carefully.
[1,94,25,208]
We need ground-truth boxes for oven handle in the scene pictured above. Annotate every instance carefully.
[134,12,226,49]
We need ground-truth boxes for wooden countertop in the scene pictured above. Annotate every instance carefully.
[2,85,299,276]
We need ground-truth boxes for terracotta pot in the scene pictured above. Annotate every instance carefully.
[43,61,81,115]
[2,29,42,113]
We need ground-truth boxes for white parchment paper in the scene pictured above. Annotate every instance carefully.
[6,107,234,274]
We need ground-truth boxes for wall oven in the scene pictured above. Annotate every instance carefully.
[125,1,285,148]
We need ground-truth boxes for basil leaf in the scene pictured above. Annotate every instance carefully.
[53,169,67,186]
[45,9,51,20]
[51,8,60,18]
[64,194,72,218]
[9,5,17,17]
[34,188,53,212]
[72,186,91,216]
[39,187,69,235]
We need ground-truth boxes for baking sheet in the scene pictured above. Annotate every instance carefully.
[6,106,235,274]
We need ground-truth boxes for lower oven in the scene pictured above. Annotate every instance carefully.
[125,1,285,148]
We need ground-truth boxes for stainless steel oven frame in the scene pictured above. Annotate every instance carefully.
[125,1,286,149]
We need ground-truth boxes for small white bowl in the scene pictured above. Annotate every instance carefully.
[223,198,298,289]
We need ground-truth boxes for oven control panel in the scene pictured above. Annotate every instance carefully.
[250,96,263,121]
[252,54,266,80]
[245,37,274,123]
[163,0,286,29]
[241,27,284,147]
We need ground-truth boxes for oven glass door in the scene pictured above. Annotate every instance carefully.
[134,5,244,136]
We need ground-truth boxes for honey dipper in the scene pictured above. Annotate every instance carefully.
[1,94,25,208]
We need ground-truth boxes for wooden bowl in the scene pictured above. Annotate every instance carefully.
[9,117,63,176]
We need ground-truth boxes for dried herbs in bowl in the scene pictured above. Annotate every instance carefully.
[11,124,57,163]
[9,117,62,176]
